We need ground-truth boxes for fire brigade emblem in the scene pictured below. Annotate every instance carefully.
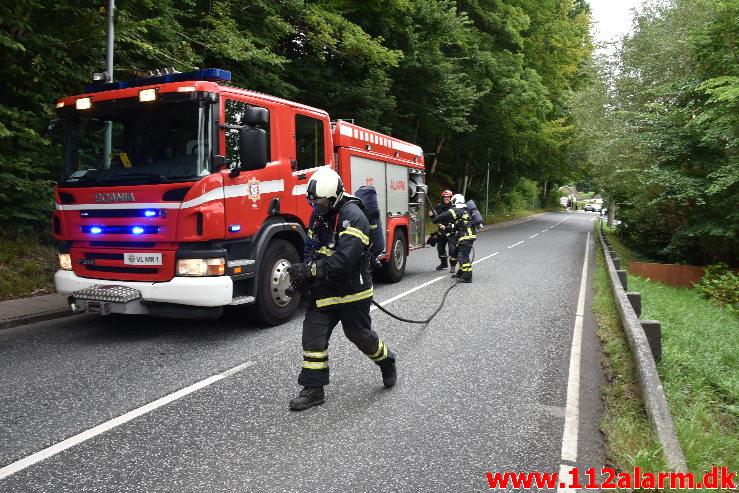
[247,177,261,203]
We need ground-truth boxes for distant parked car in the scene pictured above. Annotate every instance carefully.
[584,203,602,212]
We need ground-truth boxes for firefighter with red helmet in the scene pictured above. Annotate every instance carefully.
[286,167,397,411]
[432,193,476,283]
[428,189,455,271]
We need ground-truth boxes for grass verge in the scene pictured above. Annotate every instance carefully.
[629,275,738,474]
[595,225,738,486]
[0,233,57,301]
[592,234,669,475]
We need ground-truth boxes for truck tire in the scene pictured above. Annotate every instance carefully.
[378,229,406,283]
[254,239,301,326]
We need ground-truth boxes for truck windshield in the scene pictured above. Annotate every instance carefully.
[60,100,212,187]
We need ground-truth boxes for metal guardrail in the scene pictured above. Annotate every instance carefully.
[597,221,688,473]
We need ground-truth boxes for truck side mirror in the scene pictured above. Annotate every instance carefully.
[238,127,268,171]
[244,106,269,126]
[45,118,61,137]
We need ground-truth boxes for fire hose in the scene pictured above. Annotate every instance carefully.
[284,193,476,325]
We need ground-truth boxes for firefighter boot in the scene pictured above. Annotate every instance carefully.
[435,258,448,271]
[289,386,325,411]
[449,261,457,273]
[379,360,397,389]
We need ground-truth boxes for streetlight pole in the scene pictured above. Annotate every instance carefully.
[485,162,489,220]
[103,0,115,168]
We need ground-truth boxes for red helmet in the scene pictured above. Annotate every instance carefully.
[441,190,453,198]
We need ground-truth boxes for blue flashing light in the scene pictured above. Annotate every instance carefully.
[143,209,158,217]
[132,226,145,235]
[229,225,241,233]
[90,226,103,234]
[84,68,232,94]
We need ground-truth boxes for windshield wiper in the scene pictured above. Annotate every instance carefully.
[61,175,105,187]
[97,172,170,185]
[162,174,201,181]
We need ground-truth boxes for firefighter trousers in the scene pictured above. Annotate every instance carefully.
[456,240,474,280]
[448,237,459,269]
[436,234,449,260]
[298,301,395,387]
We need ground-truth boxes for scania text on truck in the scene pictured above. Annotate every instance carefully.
[52,69,427,325]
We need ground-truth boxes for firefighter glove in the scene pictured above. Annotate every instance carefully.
[287,263,312,285]
[310,258,327,279]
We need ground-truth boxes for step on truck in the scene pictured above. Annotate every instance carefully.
[52,68,427,325]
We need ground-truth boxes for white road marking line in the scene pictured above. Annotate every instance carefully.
[0,361,256,480]
[472,251,499,266]
[529,234,539,239]
[557,464,576,492]
[542,229,549,233]
[507,241,524,249]
[371,250,503,313]
[556,231,590,491]
[370,276,446,310]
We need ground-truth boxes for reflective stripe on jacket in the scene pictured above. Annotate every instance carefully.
[305,198,373,310]
[433,207,477,242]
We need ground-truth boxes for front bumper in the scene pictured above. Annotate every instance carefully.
[55,270,233,307]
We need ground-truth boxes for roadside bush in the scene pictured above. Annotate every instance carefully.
[694,262,739,312]
[0,233,57,300]
[496,177,540,212]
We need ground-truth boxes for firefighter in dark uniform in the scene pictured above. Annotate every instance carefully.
[428,190,454,271]
[286,167,397,411]
[432,193,476,283]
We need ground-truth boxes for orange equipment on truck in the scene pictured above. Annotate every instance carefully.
[52,68,427,325]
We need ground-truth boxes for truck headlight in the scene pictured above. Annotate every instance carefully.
[176,258,225,276]
[59,253,72,270]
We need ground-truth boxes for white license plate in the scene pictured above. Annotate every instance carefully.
[124,253,162,265]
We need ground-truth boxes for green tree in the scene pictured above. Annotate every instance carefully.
[572,0,738,265]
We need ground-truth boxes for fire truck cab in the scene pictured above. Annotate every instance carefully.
[52,69,426,325]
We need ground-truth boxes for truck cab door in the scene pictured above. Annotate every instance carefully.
[222,98,284,239]
[289,111,333,218]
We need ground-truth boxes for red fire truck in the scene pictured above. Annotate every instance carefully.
[52,68,427,325]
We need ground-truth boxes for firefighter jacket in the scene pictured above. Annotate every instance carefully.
[432,206,477,242]
[304,196,373,311]
[434,202,453,228]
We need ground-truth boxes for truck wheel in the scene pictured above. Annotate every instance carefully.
[378,229,406,283]
[255,239,301,326]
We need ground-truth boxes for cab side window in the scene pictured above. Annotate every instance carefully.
[295,114,325,171]
[225,99,270,169]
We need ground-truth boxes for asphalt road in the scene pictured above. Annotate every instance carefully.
[0,211,605,492]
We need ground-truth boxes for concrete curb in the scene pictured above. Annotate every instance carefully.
[479,212,549,233]
[0,308,77,331]
[597,224,688,473]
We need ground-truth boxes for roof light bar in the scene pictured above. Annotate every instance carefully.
[83,68,232,94]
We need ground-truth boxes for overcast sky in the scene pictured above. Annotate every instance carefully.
[587,0,645,45]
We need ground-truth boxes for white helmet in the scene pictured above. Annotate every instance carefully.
[451,193,465,207]
[306,167,344,216]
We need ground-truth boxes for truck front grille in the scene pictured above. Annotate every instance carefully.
[84,265,158,275]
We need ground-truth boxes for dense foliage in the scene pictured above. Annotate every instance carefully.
[572,0,738,266]
[694,263,739,312]
[0,0,592,233]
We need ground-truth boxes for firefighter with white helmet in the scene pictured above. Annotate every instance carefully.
[432,193,476,283]
[428,189,455,271]
[286,167,397,411]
